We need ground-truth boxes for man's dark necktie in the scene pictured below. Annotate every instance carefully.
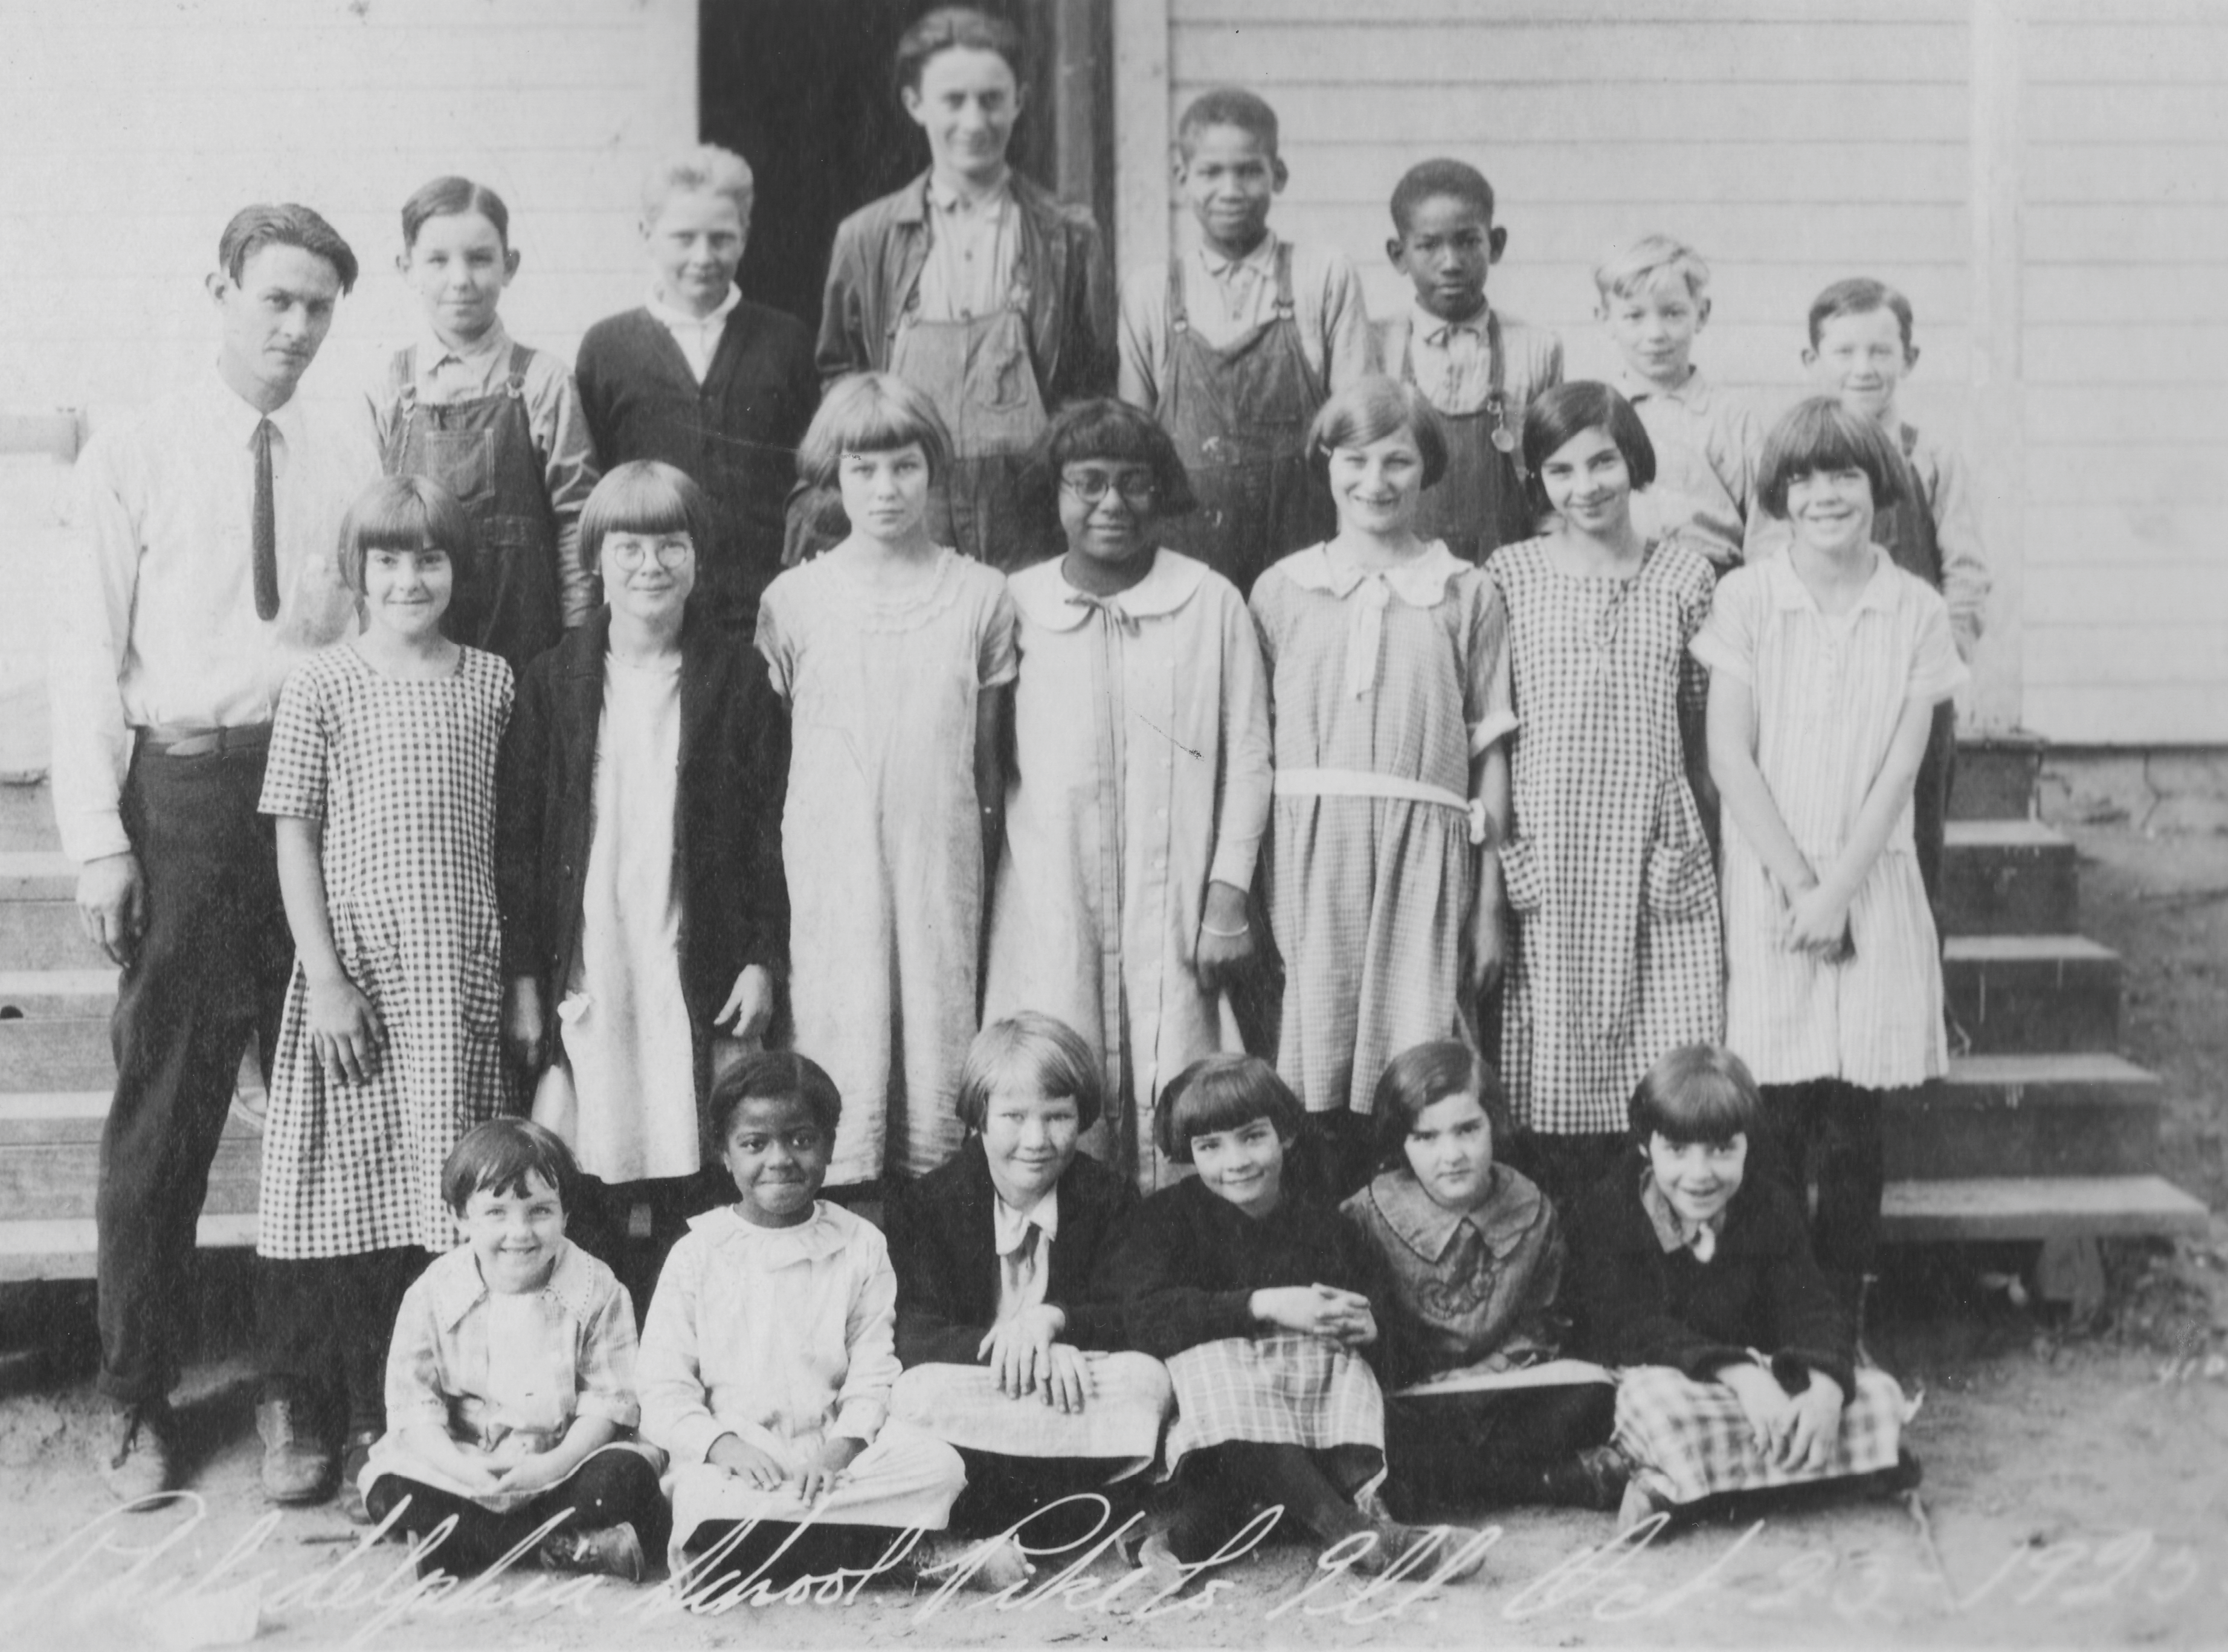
[253,416,279,622]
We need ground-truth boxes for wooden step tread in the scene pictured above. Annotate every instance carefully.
[1881,1175,2210,1241]
[0,1090,261,1142]
[1944,934,2115,963]
[1945,1052,2159,1088]
[1943,819,2070,850]
[0,850,74,899]
[0,1212,257,1282]
[0,968,118,1014]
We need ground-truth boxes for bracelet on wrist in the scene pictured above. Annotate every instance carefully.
[1199,919,1249,939]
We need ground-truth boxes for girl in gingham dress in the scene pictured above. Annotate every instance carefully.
[1692,398,1965,1319]
[1566,1046,1913,1531]
[1488,384,1723,1212]
[257,476,513,1507]
[1249,377,1516,1196]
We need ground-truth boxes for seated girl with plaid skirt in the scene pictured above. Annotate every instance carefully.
[886,1014,1174,1584]
[1566,1044,1915,1531]
[1341,1041,1625,1517]
[1100,1056,1479,1580]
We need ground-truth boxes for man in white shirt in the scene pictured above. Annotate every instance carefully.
[50,204,379,1503]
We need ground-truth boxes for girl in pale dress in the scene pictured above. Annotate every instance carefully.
[1488,382,1723,1211]
[758,374,1017,1193]
[1692,397,1966,1317]
[984,400,1272,1190]
[257,475,512,1514]
[639,1053,967,1587]
[496,461,789,1322]
[1249,376,1516,1196]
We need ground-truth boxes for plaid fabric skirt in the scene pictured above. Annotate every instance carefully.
[889,1354,1173,1481]
[1163,1334,1386,1492]
[1613,1364,1909,1507]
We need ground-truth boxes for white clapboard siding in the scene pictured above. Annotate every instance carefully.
[2017,10,2228,741]
[0,0,694,422]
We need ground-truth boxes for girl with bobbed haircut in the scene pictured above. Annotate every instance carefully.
[1344,1039,1621,1516]
[794,371,953,490]
[338,474,478,597]
[884,1011,1173,1572]
[1566,1037,1916,1530]
[953,1009,1104,1136]
[576,460,719,579]
[1628,1043,1763,1147]
[706,1049,844,1159]
[1367,1038,1512,1174]
[987,397,1269,1192]
[1151,1054,1307,1166]
[1519,381,1657,518]
[1755,395,1908,519]
[1106,1050,1452,1575]
[1487,374,1721,1212]
[1306,376,1449,490]
[1028,397,1197,521]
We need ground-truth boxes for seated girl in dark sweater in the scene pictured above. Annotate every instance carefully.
[1567,1045,1915,1531]
[1101,1056,1481,1581]
[885,1014,1173,1583]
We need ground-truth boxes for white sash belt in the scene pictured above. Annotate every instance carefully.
[1275,767,1489,845]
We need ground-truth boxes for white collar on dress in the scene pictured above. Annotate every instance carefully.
[1276,540,1469,608]
[428,1237,607,1328]
[689,1200,856,1268]
[1765,544,1901,616]
[1009,548,1207,631]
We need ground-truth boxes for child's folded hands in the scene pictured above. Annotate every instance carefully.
[1719,1358,1798,1458]
[1249,1283,1378,1346]
[1778,1371,1845,1474]
[490,1450,569,1497]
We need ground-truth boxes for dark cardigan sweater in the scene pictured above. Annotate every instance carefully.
[494,606,790,1127]
[1099,1175,1388,1364]
[885,1139,1136,1366]
[1565,1166,1857,1400]
[574,301,817,634]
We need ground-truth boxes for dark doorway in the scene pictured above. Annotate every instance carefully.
[700,0,1111,337]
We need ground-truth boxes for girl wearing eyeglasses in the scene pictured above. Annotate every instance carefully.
[983,399,1272,1191]
[494,460,791,1320]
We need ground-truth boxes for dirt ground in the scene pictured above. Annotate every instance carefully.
[2,815,2223,1651]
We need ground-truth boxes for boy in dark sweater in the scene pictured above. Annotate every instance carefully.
[576,144,817,640]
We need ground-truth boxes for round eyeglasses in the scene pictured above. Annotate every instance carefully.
[1061,472,1159,509]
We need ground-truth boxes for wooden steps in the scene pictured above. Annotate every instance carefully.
[1875,731,2206,1248]
[0,1091,262,1281]
[1940,819,2078,936]
[1943,934,2120,1054]
[1881,1176,2209,1242]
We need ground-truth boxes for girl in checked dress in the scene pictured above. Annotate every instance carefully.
[256,476,512,1513]
[1487,382,1722,1210]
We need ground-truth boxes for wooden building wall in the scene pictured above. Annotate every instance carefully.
[1116,0,2228,745]
[0,0,694,424]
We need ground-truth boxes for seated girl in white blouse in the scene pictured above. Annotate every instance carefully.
[638,1052,967,1588]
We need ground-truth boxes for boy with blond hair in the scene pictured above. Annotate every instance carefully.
[1593,233,1767,571]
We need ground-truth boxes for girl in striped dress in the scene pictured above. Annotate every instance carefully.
[1691,397,1966,1319]
[1249,377,1516,1197]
